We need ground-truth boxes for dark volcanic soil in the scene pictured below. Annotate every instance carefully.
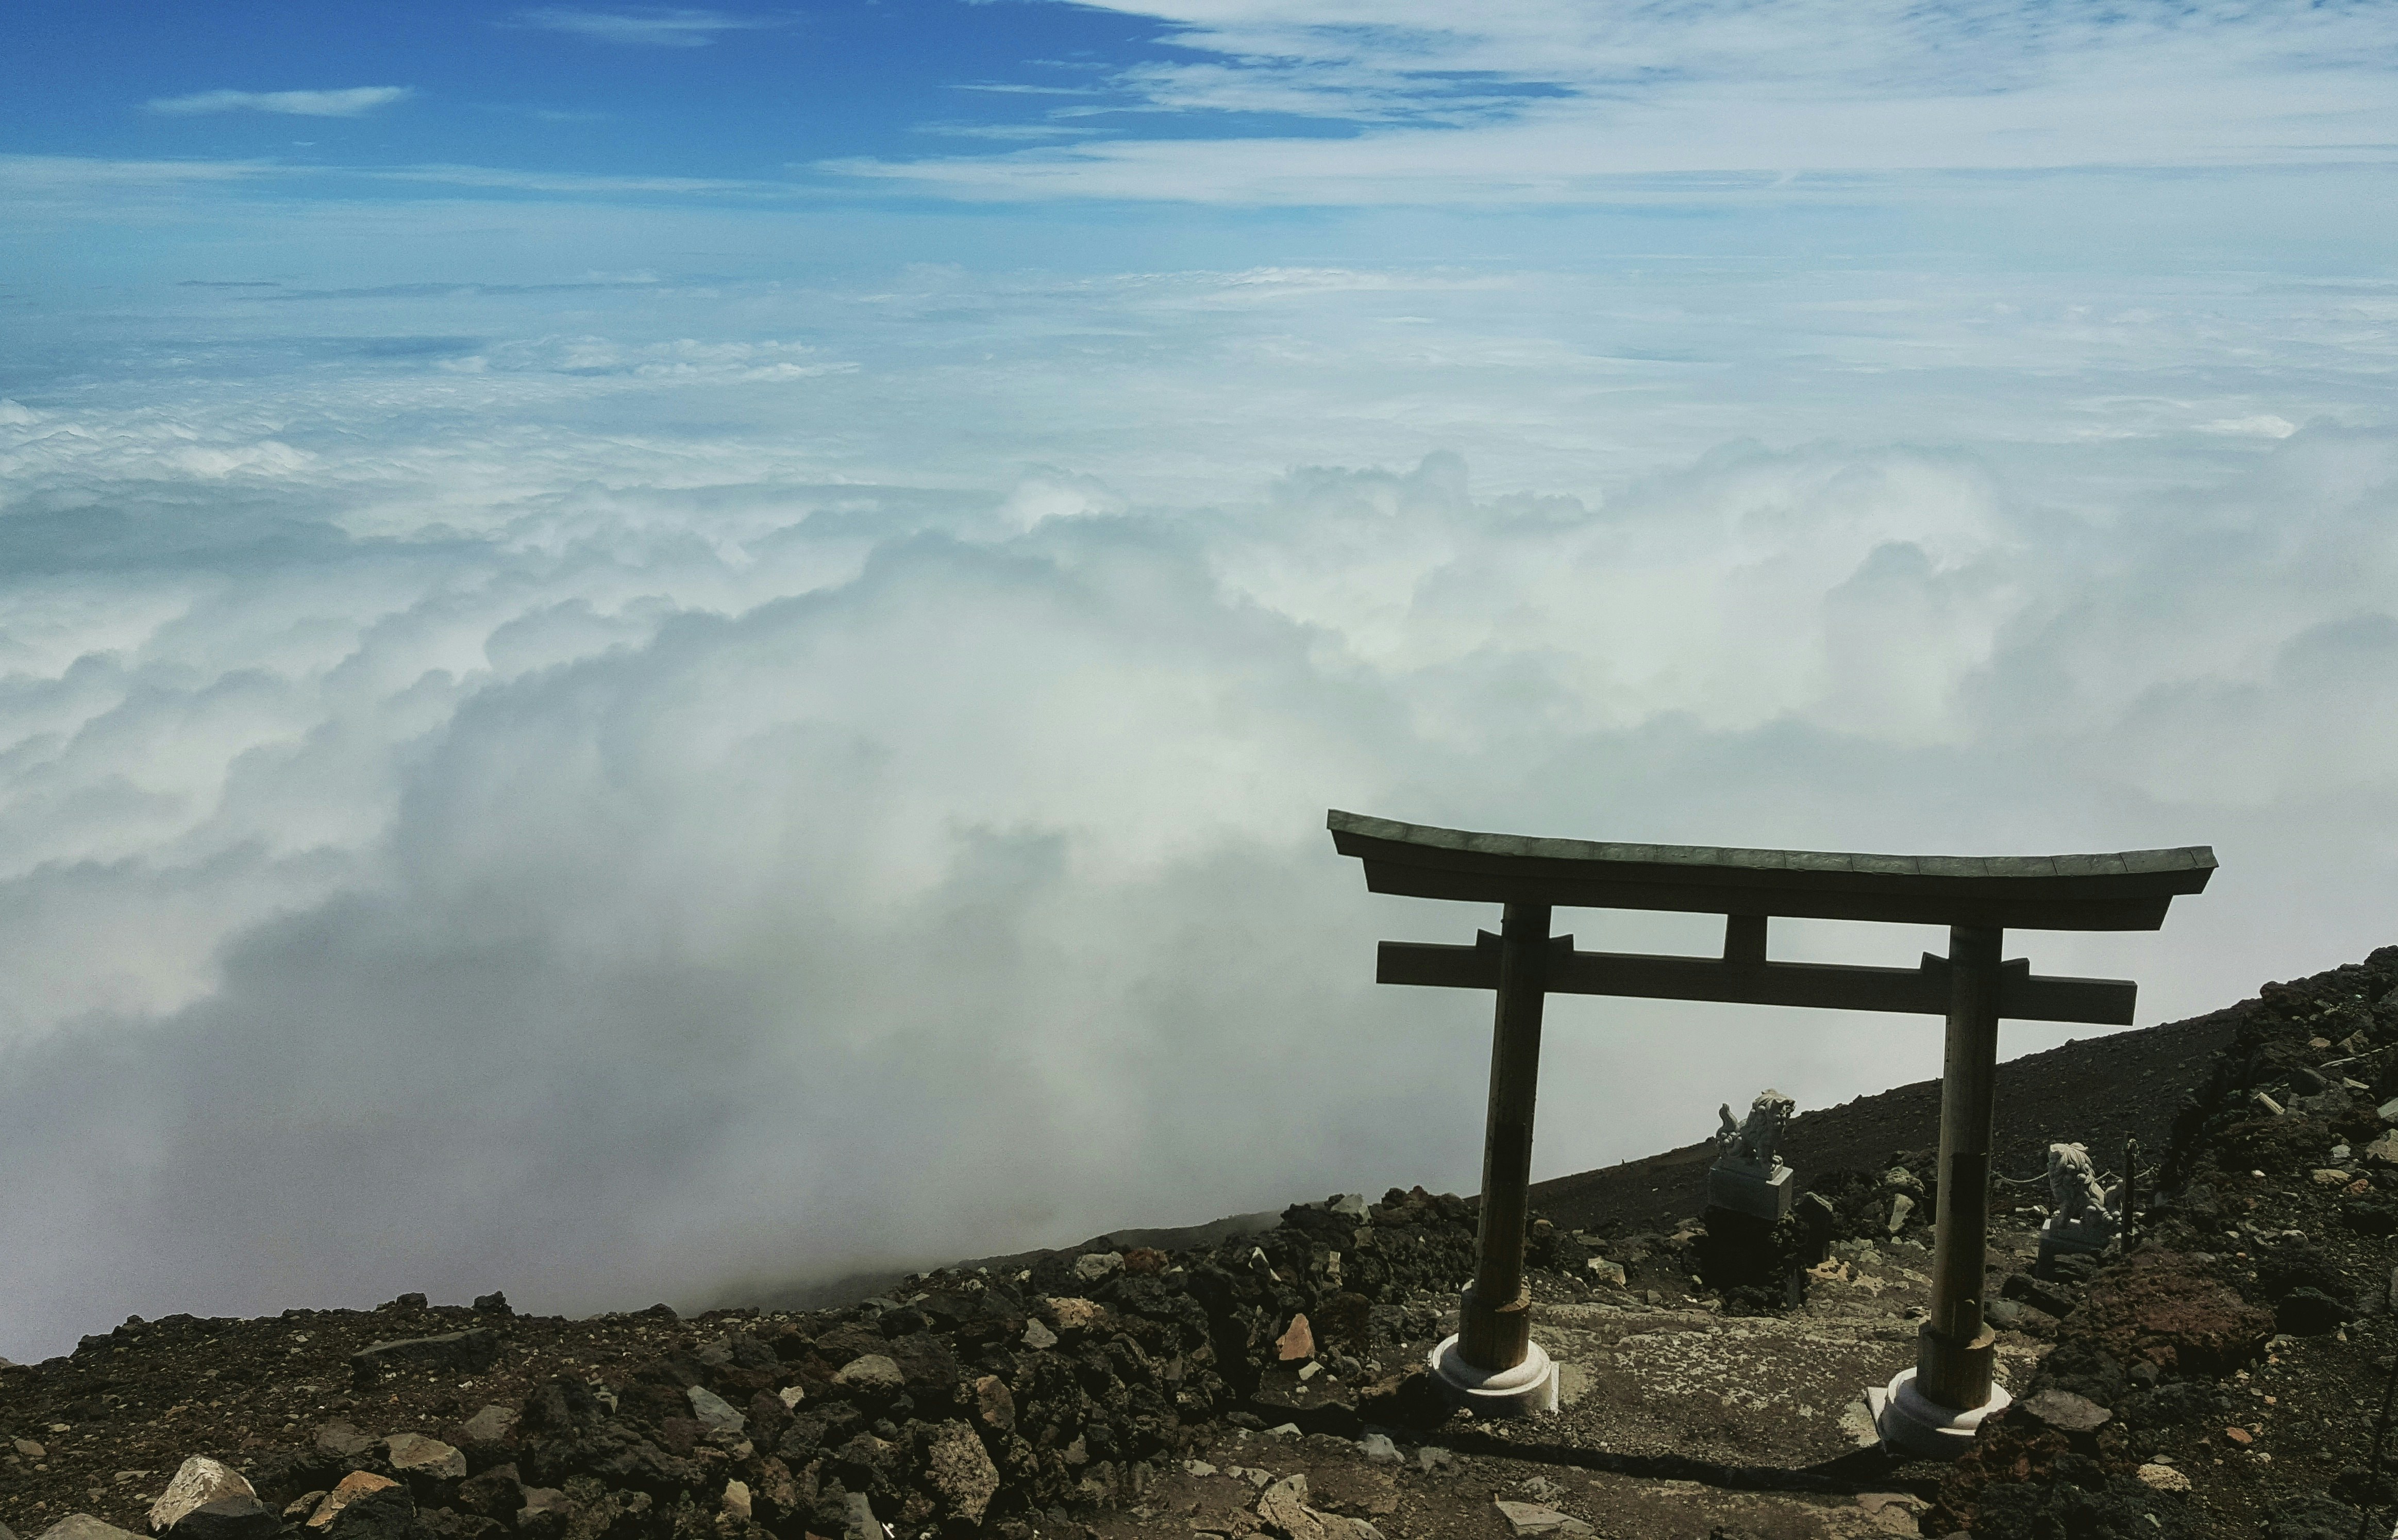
[4,946,2393,1540]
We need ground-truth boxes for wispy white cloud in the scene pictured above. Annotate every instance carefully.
[914,122,1101,141]
[372,162,807,197]
[846,0,2398,201]
[145,86,414,118]
[508,6,789,47]
[0,153,280,190]
[949,82,1104,97]
[0,152,810,208]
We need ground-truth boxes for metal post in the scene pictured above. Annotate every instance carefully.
[1458,900,1551,1372]
[2123,1135,2139,1247]
[1918,925,2003,1410]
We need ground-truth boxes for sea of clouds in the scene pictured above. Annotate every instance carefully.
[1,256,2393,1361]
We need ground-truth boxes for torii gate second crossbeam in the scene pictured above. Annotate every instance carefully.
[1328,809,2213,1455]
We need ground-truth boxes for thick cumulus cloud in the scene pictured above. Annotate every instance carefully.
[0,271,2394,1362]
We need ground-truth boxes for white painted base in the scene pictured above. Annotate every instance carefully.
[1869,1367,2011,1459]
[1428,1335,1559,1416]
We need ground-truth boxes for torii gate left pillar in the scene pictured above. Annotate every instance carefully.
[1329,810,2212,1442]
[1457,900,1554,1388]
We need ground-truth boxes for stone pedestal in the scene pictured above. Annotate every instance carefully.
[1708,1163,1795,1221]
[1428,1335,1558,1416]
[2037,1213,2116,1275]
[1870,1367,2011,1459]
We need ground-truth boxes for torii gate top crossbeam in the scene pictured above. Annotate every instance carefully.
[1329,810,2215,931]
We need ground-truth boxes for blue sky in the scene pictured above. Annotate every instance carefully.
[0,2,2394,1358]
[6,3,1209,174]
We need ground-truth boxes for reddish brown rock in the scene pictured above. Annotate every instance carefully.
[304,1474,396,1531]
[972,1373,1015,1433]
[1275,1313,1315,1362]
[2074,1250,2272,1375]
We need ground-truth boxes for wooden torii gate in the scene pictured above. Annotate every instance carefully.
[1328,809,2213,1449]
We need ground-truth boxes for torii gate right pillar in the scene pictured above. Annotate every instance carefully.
[1920,926,2004,1407]
[1875,923,2017,1452]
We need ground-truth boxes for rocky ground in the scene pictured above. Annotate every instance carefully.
[4,948,2394,1540]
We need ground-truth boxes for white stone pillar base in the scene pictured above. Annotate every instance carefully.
[1428,1335,1558,1416]
[1869,1367,2010,1459]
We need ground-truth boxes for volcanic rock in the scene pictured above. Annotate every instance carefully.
[1999,1271,2077,1318]
[347,1329,496,1386]
[919,1420,998,1522]
[513,1488,566,1536]
[830,1353,902,1396]
[147,1457,257,1533]
[458,1405,516,1445]
[382,1435,464,1484]
[164,1500,275,1540]
[970,1373,1015,1433]
[451,1466,523,1521]
[36,1519,145,1540]
[682,1385,745,1435]
[2020,1388,2112,1434]
[316,1485,417,1540]
[1257,1472,1333,1539]
[1039,1296,1105,1334]
[307,1473,399,1530]
[1493,1499,1595,1536]
[2274,1286,2353,1335]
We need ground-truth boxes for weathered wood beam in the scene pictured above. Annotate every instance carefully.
[1330,810,2214,932]
[1375,936,2135,1025]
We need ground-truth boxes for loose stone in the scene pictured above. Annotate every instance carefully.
[920,1420,1000,1522]
[147,1457,257,1533]
[1493,1499,1595,1536]
[831,1353,904,1395]
[306,1472,398,1530]
[684,1385,747,1435]
[37,1519,147,1540]
[459,1405,517,1444]
[383,1433,466,1482]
